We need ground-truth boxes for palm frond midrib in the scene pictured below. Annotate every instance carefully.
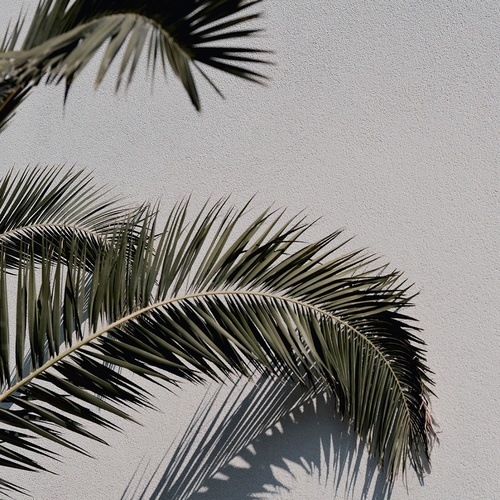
[0,288,414,417]
[0,221,113,241]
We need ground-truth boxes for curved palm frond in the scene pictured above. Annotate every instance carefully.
[0,169,436,495]
[0,0,269,131]
[0,164,146,270]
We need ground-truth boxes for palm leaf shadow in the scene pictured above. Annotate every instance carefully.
[122,372,394,500]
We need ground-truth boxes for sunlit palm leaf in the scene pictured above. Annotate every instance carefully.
[0,170,436,494]
[0,0,269,131]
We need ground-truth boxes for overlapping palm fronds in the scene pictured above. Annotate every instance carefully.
[0,167,436,495]
[0,0,269,131]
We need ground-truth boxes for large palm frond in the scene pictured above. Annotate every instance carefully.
[0,0,268,131]
[0,167,436,495]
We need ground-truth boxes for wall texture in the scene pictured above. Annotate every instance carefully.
[1,1,499,499]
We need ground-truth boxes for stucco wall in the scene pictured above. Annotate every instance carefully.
[1,1,499,499]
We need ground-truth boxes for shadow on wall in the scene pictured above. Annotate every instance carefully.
[121,373,393,500]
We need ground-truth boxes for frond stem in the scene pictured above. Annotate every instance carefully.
[0,222,114,244]
[0,13,192,65]
[0,289,410,422]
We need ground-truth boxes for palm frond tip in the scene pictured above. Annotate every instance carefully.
[0,169,436,489]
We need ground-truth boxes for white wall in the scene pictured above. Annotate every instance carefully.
[1,1,499,499]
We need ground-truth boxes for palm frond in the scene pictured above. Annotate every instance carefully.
[0,170,436,494]
[0,164,146,270]
[0,0,269,131]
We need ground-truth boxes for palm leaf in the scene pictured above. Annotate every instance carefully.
[0,169,436,495]
[0,0,269,131]
[0,164,146,270]
[0,165,146,391]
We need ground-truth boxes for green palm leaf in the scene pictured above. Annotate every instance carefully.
[0,168,435,495]
[0,0,269,131]
[0,164,145,270]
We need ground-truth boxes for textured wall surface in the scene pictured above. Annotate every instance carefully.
[1,1,499,499]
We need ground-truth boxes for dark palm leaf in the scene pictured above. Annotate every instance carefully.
[0,164,145,270]
[0,169,436,495]
[0,0,269,131]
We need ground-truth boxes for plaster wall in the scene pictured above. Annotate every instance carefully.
[0,1,499,499]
